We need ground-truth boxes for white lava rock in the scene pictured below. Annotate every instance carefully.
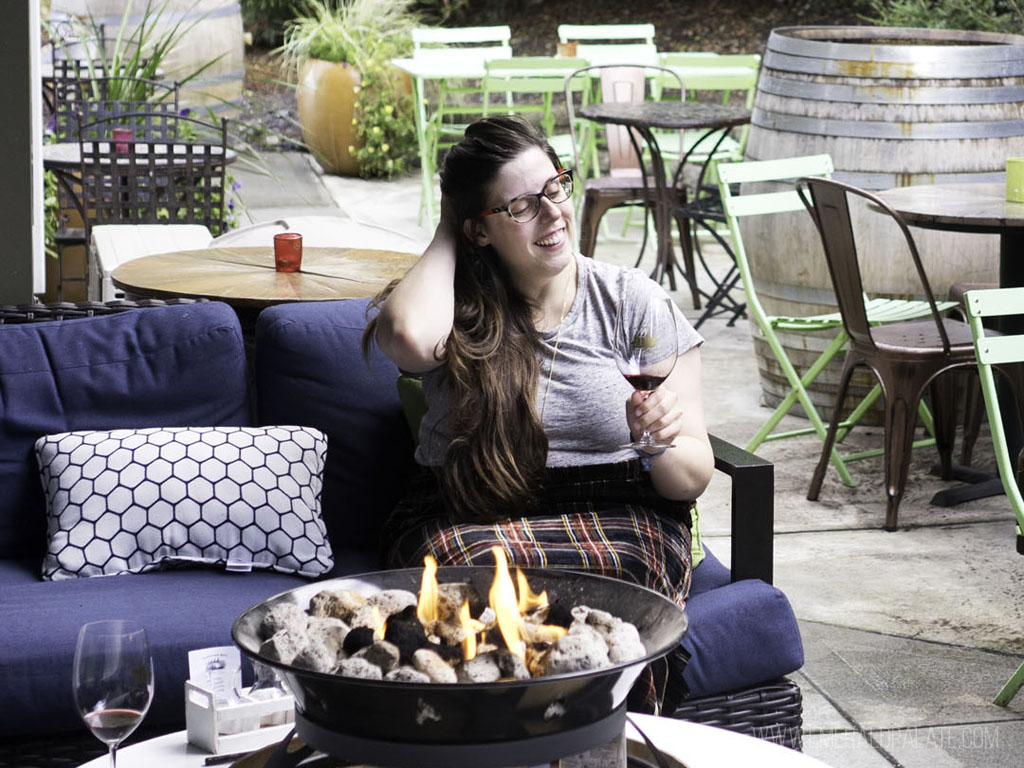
[385,666,432,683]
[308,589,366,621]
[544,626,610,674]
[580,608,646,663]
[367,589,417,617]
[258,602,306,640]
[259,626,307,665]
[459,652,502,683]
[494,648,531,680]
[436,582,478,621]
[413,648,457,683]
[337,657,383,680]
[355,640,401,673]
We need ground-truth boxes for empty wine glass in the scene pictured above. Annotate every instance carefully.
[613,288,679,450]
[73,620,154,768]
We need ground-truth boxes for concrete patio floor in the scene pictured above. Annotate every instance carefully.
[234,152,1024,767]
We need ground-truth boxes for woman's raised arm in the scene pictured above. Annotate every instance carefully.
[373,202,459,373]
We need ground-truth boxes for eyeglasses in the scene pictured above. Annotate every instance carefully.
[480,169,574,223]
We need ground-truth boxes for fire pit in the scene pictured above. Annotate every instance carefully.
[232,565,687,767]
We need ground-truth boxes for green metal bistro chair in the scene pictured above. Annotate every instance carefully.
[964,286,1024,705]
[556,23,658,66]
[411,26,512,192]
[656,52,760,178]
[717,156,950,490]
[480,56,590,176]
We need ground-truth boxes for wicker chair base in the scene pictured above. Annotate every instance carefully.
[666,677,803,751]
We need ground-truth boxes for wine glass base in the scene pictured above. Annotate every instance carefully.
[621,442,676,451]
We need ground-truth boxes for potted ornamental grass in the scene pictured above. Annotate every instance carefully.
[277,0,419,177]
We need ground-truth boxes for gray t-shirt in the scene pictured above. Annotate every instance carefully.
[415,254,703,467]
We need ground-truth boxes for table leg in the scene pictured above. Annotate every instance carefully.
[411,75,435,227]
[931,230,1024,506]
[631,125,677,291]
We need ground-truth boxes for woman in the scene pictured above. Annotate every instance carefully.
[364,115,714,709]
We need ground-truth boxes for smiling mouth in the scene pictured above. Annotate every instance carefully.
[535,227,565,247]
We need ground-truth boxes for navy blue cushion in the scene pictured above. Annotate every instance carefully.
[682,568,804,698]
[254,300,416,572]
[689,544,731,596]
[0,559,308,737]
[0,302,251,559]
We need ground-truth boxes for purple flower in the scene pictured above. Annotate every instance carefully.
[179,107,193,117]
[232,179,242,192]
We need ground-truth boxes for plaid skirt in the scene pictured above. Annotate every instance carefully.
[381,459,694,712]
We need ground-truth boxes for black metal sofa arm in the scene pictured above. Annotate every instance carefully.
[709,434,775,585]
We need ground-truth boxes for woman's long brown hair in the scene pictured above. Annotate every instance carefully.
[364,116,562,522]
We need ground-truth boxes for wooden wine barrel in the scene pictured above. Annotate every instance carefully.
[49,0,244,114]
[743,25,1024,419]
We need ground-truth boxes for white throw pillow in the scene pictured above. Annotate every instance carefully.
[36,426,333,581]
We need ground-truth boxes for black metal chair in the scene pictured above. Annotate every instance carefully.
[75,112,229,297]
[48,77,181,300]
[52,76,179,143]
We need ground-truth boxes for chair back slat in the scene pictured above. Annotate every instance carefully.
[412,25,511,47]
[557,24,657,66]
[966,286,1024,320]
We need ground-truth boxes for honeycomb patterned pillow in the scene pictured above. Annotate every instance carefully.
[36,426,334,581]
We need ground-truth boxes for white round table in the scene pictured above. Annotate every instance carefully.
[77,714,835,768]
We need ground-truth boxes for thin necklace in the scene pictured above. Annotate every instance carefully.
[540,257,576,425]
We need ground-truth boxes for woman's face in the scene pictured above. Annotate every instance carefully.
[469,146,576,291]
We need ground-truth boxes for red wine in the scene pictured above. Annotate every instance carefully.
[83,708,144,744]
[624,373,667,391]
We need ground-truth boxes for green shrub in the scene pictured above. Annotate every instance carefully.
[863,0,1024,34]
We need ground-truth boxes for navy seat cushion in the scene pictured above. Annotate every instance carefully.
[0,302,251,559]
[255,299,416,571]
[682,548,804,698]
[0,559,309,737]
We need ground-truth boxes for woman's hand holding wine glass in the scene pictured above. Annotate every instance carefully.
[73,620,154,768]
[614,290,679,451]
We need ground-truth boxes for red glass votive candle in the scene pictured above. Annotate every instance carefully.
[112,127,132,154]
[274,232,303,273]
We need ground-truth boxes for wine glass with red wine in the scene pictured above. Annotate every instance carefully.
[73,620,153,768]
[613,290,678,450]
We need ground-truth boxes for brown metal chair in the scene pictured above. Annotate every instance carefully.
[796,176,1001,530]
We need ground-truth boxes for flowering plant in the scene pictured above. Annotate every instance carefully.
[349,48,417,179]
[278,0,419,178]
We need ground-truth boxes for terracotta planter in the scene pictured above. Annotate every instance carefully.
[297,59,363,175]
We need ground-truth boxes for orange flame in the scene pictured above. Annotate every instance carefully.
[417,554,438,625]
[489,546,526,659]
[370,605,386,641]
[459,599,485,660]
[516,568,549,614]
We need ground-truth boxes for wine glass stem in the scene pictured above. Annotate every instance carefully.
[109,743,117,768]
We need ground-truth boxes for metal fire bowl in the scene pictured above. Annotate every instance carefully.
[232,567,687,744]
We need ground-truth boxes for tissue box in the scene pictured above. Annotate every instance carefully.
[185,680,295,754]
